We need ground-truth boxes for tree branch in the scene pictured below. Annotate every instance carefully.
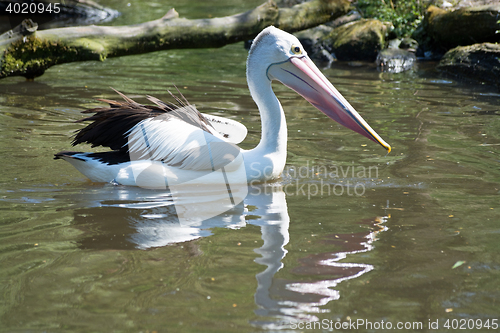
[0,0,350,79]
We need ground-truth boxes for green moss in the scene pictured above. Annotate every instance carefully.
[321,19,392,61]
[437,43,500,87]
[0,35,102,79]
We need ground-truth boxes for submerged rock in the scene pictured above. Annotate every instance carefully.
[376,38,418,73]
[437,43,500,88]
[320,19,394,61]
[376,50,416,73]
[412,5,500,57]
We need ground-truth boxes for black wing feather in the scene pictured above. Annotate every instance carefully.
[72,89,210,152]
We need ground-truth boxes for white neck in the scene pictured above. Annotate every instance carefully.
[243,66,288,182]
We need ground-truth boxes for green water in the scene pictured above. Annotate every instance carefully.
[1,1,500,332]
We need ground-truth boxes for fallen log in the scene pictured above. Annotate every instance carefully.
[0,0,351,79]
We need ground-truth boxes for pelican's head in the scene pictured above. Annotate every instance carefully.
[248,26,391,153]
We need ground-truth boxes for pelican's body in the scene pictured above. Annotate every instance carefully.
[56,27,390,186]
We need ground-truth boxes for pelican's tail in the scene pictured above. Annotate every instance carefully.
[55,151,129,183]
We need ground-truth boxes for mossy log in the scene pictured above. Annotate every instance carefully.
[0,0,351,79]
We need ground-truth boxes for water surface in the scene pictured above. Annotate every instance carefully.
[1,1,499,332]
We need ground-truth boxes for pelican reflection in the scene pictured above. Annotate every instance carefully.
[69,183,387,327]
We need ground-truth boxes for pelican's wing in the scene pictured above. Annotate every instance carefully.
[201,113,248,144]
[127,109,242,171]
[73,90,178,151]
[73,90,247,150]
[72,90,243,171]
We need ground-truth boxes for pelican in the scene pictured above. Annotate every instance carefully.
[55,26,391,186]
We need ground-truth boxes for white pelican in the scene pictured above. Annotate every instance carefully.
[55,26,391,186]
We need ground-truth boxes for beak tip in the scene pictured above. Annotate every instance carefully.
[385,144,392,154]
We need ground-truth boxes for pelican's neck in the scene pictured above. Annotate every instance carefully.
[251,79,287,154]
[245,66,288,180]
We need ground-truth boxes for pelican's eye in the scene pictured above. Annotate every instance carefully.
[291,44,302,55]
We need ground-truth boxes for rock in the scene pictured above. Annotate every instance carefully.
[385,38,419,52]
[293,11,363,64]
[376,38,418,73]
[437,43,500,88]
[294,25,335,64]
[295,25,334,48]
[412,5,500,57]
[399,38,419,53]
[320,19,394,61]
[376,49,417,73]
[433,0,500,10]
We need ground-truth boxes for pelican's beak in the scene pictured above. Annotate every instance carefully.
[268,56,391,153]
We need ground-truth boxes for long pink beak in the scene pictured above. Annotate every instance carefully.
[268,56,391,152]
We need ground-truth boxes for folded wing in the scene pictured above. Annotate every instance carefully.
[72,89,246,171]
